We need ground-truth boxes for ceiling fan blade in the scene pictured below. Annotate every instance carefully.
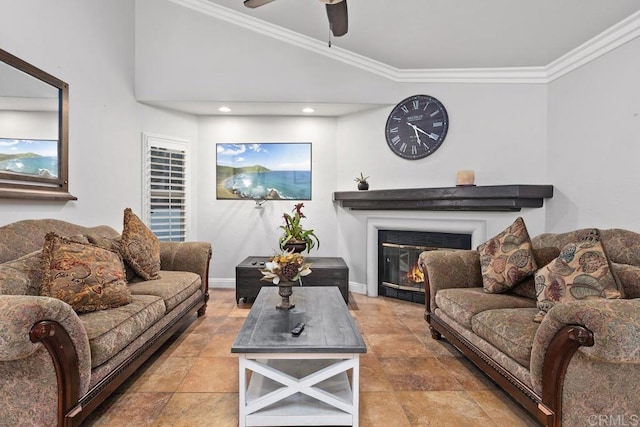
[326,0,348,37]
[244,0,276,8]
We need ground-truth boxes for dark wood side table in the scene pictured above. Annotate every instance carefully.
[235,256,349,304]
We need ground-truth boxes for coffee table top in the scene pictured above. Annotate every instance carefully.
[231,286,366,354]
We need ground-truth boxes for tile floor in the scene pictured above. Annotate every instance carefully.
[82,288,539,427]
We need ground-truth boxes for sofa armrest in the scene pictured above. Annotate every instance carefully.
[531,298,640,394]
[0,295,92,424]
[418,249,482,312]
[159,241,212,288]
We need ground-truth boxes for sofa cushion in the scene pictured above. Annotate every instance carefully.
[478,217,538,293]
[472,308,540,368]
[534,229,623,322]
[0,251,43,296]
[128,271,201,312]
[510,247,561,299]
[121,208,161,281]
[435,287,537,329]
[41,233,132,313]
[79,294,166,367]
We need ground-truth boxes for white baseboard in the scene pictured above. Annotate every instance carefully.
[348,281,367,295]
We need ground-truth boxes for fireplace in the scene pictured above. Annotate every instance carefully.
[378,230,472,303]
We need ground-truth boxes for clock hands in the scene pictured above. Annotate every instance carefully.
[406,122,439,149]
[406,122,421,143]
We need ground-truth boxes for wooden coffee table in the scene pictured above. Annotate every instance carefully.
[231,286,366,426]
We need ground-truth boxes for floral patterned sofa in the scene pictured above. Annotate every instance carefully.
[419,224,640,427]
[0,218,211,426]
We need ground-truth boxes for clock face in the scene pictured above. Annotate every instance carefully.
[385,94,449,160]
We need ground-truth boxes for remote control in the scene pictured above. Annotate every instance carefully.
[291,322,305,336]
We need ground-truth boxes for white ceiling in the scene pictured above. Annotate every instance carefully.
[145,0,640,116]
[205,0,640,69]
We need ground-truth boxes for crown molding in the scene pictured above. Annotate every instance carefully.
[170,0,640,84]
[546,10,640,82]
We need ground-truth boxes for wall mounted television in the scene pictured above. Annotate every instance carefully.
[216,142,312,200]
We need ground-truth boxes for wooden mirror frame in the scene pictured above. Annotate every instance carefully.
[0,48,75,200]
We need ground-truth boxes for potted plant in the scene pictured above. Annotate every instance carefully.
[278,203,320,253]
[354,172,369,190]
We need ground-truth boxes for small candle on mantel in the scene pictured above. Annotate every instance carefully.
[456,170,475,186]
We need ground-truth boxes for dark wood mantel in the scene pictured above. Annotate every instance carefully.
[333,185,553,212]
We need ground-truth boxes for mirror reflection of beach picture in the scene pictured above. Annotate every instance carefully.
[216,143,312,200]
[0,138,58,179]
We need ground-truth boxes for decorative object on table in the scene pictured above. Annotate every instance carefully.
[260,251,312,310]
[354,172,369,190]
[385,94,449,160]
[456,170,475,186]
[278,203,320,253]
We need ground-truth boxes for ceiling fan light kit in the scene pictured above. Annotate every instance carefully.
[244,0,348,37]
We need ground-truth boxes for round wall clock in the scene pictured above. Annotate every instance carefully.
[385,94,449,160]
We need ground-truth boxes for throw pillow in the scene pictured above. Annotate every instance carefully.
[86,234,137,282]
[510,247,561,299]
[120,208,161,280]
[478,217,538,293]
[533,229,623,322]
[40,233,132,313]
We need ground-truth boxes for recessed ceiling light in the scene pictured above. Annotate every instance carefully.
[218,106,231,113]
[302,107,315,113]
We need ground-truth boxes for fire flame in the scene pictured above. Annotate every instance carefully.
[406,262,424,283]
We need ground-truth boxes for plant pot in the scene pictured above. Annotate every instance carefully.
[283,241,307,253]
[276,281,295,310]
[357,182,369,191]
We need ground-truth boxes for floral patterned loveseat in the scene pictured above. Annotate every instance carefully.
[419,226,640,427]
[0,218,211,426]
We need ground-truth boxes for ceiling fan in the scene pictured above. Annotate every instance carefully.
[243,0,348,37]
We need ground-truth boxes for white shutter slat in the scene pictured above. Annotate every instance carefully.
[144,136,189,242]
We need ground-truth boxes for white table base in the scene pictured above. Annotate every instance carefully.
[238,353,360,426]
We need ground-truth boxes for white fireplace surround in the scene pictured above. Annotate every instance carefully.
[365,216,488,296]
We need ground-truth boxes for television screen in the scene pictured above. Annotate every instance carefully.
[216,143,312,200]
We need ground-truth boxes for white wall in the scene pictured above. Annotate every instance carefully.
[335,83,550,287]
[0,0,139,229]
[547,37,640,232]
[197,116,339,284]
[0,111,57,140]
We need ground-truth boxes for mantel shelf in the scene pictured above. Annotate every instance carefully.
[333,185,554,212]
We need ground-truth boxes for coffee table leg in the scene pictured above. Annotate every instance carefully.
[239,354,247,427]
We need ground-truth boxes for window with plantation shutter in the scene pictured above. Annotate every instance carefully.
[142,134,191,242]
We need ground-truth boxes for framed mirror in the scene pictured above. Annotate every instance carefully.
[0,48,75,200]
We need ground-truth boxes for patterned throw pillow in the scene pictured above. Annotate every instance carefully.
[40,233,132,313]
[120,208,161,280]
[510,247,561,299]
[533,229,623,322]
[478,217,538,293]
[86,234,138,282]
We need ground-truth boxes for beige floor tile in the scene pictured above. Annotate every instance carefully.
[162,331,212,358]
[468,390,539,426]
[367,333,432,358]
[380,357,464,391]
[359,353,395,392]
[436,355,498,391]
[177,357,238,393]
[125,356,197,393]
[199,333,238,358]
[360,392,412,426]
[356,314,412,335]
[396,391,497,426]
[82,392,172,426]
[152,393,238,427]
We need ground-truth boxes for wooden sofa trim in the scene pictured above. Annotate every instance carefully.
[426,311,595,426]
[29,320,81,427]
[542,325,595,427]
